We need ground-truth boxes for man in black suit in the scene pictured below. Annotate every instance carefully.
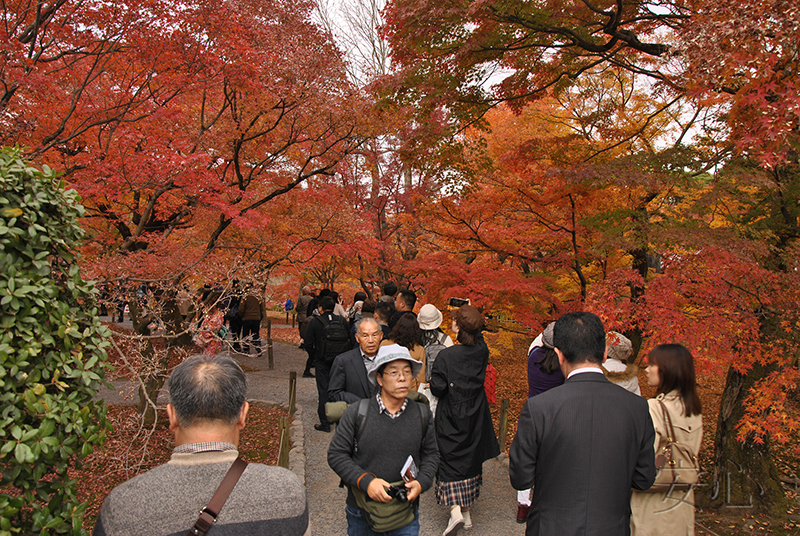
[328,317,383,404]
[509,312,656,536]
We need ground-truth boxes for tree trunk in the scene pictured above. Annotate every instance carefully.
[129,289,190,425]
[698,361,788,516]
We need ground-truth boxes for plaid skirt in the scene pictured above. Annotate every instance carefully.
[435,474,482,507]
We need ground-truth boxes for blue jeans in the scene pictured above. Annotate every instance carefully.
[345,504,420,536]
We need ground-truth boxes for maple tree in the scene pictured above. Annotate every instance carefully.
[379,0,800,514]
[0,0,368,425]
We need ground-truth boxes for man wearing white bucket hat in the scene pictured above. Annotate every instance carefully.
[328,344,439,536]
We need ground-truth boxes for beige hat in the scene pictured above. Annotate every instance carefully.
[368,344,423,383]
[417,304,444,330]
[542,322,556,349]
[606,331,633,363]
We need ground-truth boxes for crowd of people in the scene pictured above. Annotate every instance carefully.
[92,281,704,536]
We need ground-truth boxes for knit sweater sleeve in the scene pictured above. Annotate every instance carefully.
[327,403,375,492]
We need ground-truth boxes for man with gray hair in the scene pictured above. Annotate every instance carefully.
[93,355,309,536]
[328,316,384,405]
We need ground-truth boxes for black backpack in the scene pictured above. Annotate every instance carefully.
[319,314,351,363]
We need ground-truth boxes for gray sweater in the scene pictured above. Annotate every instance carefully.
[93,450,308,536]
[327,396,439,508]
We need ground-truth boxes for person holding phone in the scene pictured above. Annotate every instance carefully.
[430,305,500,535]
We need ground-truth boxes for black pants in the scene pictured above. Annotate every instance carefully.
[315,361,331,426]
[240,319,261,355]
[304,347,315,374]
[229,317,243,351]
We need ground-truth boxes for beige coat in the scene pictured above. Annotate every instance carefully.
[630,391,702,536]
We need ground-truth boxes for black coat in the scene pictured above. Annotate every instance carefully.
[509,373,656,535]
[328,348,373,404]
[430,336,500,481]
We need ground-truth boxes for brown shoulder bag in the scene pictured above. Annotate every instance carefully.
[645,400,699,493]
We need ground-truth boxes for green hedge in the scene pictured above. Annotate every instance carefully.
[0,148,110,535]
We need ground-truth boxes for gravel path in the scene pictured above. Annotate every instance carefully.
[97,323,525,536]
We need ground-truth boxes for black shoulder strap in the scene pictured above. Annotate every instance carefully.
[417,399,430,437]
[355,398,369,438]
[353,398,370,454]
[354,397,430,454]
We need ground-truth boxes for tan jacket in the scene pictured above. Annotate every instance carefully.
[630,391,702,536]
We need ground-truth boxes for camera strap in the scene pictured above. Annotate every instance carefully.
[187,456,248,536]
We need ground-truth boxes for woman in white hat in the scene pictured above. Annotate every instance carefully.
[417,304,454,381]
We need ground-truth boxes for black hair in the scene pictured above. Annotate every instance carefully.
[375,301,394,322]
[354,291,367,302]
[539,347,560,375]
[397,289,417,310]
[649,344,702,417]
[319,296,336,312]
[553,312,605,364]
[361,299,377,314]
[383,281,398,297]
[421,328,445,346]
[388,313,422,349]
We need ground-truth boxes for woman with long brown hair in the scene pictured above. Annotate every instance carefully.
[382,312,426,390]
[630,344,703,535]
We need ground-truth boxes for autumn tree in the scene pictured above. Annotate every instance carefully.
[381,0,800,514]
[0,0,368,425]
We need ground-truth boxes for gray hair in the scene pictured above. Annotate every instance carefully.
[167,355,248,428]
[356,316,380,334]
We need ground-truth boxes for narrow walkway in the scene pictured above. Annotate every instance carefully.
[240,340,524,536]
[97,325,525,535]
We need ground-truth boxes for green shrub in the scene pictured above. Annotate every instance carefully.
[0,148,110,535]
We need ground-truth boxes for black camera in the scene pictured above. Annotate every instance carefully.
[386,484,409,502]
[448,297,469,307]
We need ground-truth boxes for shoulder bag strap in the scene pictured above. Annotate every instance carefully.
[657,399,678,480]
[436,331,446,345]
[353,398,370,455]
[188,456,248,536]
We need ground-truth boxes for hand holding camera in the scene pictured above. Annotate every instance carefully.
[386,484,409,502]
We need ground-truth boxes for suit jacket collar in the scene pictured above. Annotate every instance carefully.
[565,371,611,384]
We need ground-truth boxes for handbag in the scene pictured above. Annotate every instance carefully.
[351,482,415,532]
[644,399,699,492]
[325,400,350,423]
[484,363,497,405]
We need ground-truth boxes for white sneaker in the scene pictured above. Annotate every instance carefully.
[443,515,464,536]
[462,510,472,530]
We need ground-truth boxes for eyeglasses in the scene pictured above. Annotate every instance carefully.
[383,369,413,378]
[359,333,382,340]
